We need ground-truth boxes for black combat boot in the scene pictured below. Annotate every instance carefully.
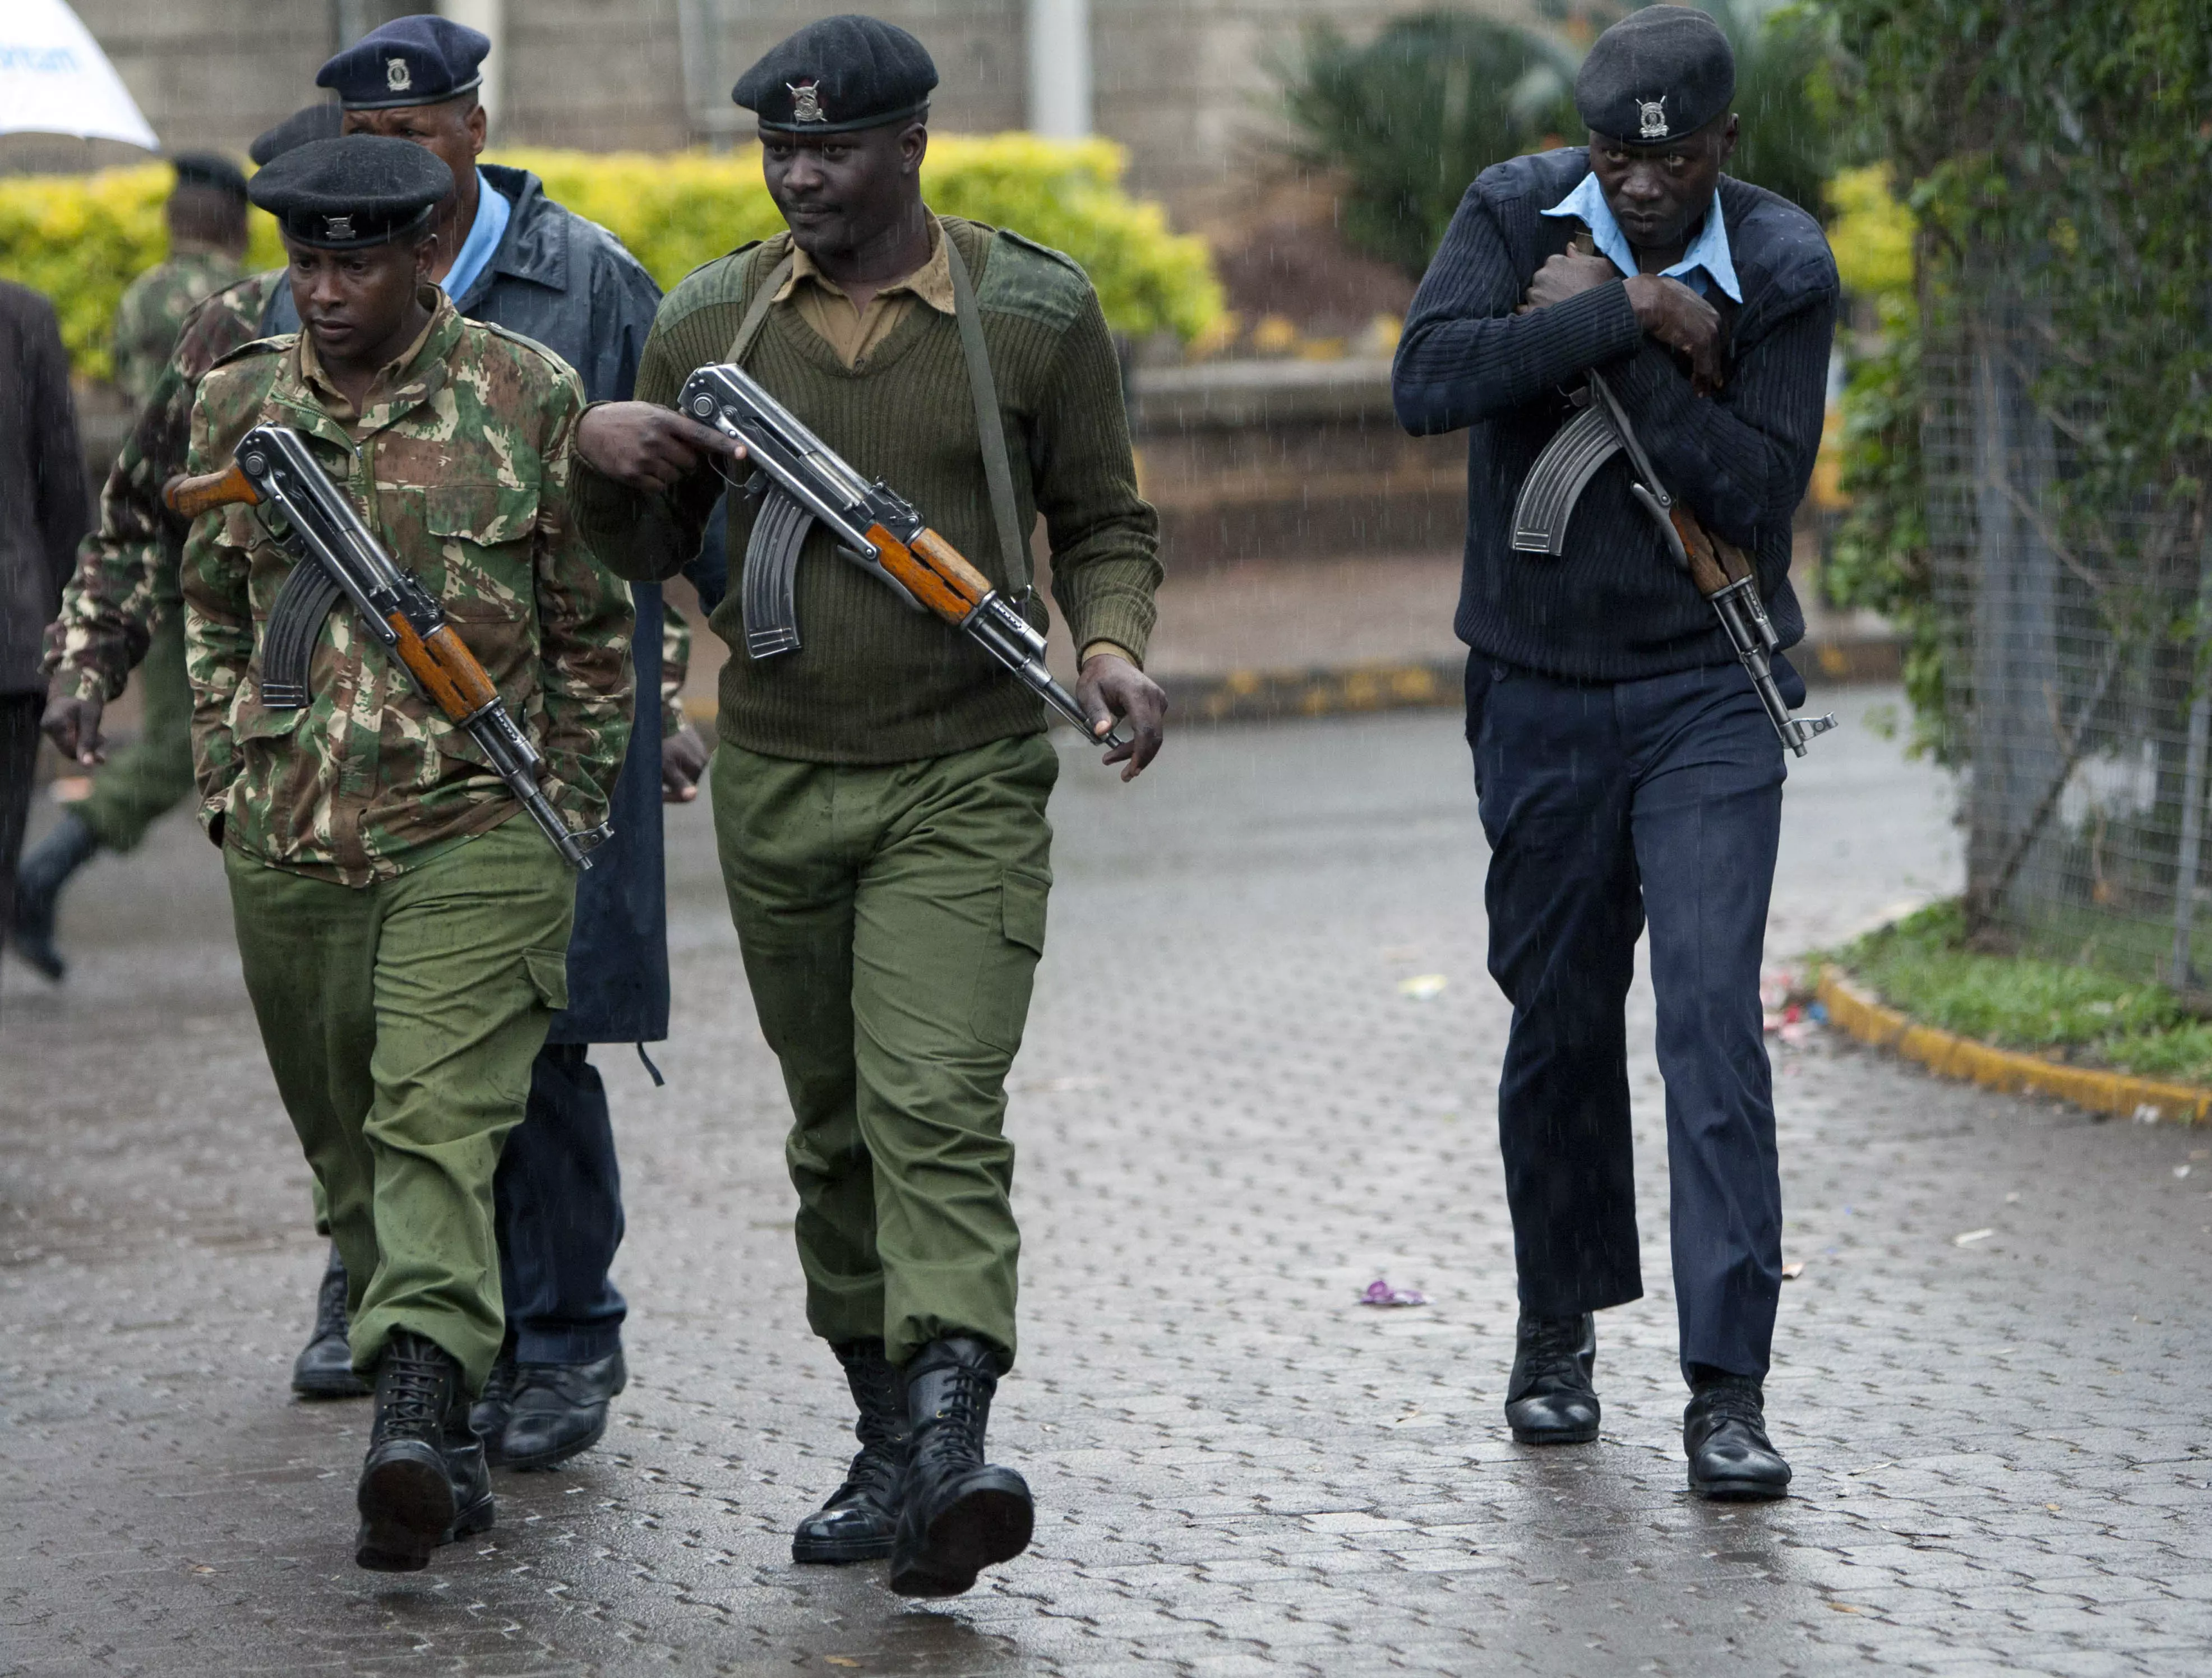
[499,1350,628,1471]
[1684,1374,1792,1501]
[355,1331,494,1571]
[292,1243,370,1399]
[888,1337,1032,1597]
[469,1343,519,1464]
[9,812,98,982]
[1503,1311,1600,1444]
[792,1339,909,1564]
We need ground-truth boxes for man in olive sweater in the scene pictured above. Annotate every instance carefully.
[572,17,1165,1598]
[1392,7,1837,1500]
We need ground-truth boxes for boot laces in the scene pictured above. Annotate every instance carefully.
[381,1353,448,1436]
[1520,1315,1586,1378]
[912,1362,989,1473]
[1696,1383,1766,1431]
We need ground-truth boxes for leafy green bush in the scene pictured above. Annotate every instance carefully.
[1276,11,1580,277]
[0,135,1223,380]
[1276,2,1842,279]
[0,165,285,381]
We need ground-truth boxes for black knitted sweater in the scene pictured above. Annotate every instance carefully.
[1392,149,1839,682]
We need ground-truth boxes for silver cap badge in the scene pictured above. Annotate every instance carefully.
[788,80,826,123]
[1637,95,1668,140]
[324,215,354,241]
[386,57,413,93]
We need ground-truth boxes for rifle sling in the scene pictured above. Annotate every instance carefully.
[260,557,345,709]
[942,234,1029,597]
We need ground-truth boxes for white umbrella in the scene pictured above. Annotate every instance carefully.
[0,0,160,149]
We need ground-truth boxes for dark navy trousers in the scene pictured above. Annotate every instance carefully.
[1467,655,1789,1383]
[493,1044,628,1364]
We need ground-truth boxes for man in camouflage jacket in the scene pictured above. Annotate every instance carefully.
[185,134,631,1571]
[109,154,251,409]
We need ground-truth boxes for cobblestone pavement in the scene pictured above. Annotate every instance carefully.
[5,689,2210,1676]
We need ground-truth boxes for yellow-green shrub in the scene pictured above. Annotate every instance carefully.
[0,135,1222,381]
[0,165,284,381]
[500,135,1221,341]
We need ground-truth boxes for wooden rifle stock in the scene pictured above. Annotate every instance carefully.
[1667,505,1755,602]
[163,461,259,519]
[863,522,992,625]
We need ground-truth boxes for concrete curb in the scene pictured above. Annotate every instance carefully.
[677,635,1904,731]
[1815,967,2211,1125]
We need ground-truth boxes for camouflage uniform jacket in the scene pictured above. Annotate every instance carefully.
[182,292,634,885]
[112,247,247,408]
[46,270,286,705]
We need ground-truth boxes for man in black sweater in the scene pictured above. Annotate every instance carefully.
[1392,5,1837,1500]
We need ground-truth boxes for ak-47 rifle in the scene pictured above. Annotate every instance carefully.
[1509,229,1835,757]
[165,425,612,868]
[676,361,1129,752]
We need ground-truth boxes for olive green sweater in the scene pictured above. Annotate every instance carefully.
[574,216,1160,764]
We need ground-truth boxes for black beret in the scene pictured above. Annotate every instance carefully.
[250,103,345,167]
[1574,4,1735,146]
[732,15,937,135]
[247,136,453,251]
[170,151,248,201]
[317,14,488,112]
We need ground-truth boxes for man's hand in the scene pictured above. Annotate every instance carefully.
[1521,249,1620,313]
[661,723,710,803]
[1623,274,1727,394]
[1076,652,1166,783]
[576,402,744,493]
[41,690,106,766]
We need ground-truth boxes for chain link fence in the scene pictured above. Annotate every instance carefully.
[1923,286,2212,999]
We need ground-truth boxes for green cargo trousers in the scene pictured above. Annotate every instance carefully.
[711,733,1057,1372]
[77,604,196,853]
[225,820,575,1390]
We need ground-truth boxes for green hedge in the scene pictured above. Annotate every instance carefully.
[0,134,1224,381]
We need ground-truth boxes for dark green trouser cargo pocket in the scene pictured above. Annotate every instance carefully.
[971,866,1050,1054]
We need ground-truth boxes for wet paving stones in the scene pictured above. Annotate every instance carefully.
[4,694,2208,1675]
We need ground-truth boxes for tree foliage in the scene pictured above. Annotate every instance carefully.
[1825,0,2212,755]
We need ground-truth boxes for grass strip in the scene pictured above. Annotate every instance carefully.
[1836,901,2212,1085]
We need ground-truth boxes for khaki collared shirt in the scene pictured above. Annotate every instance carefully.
[776,218,957,369]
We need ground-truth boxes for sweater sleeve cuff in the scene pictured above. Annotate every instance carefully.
[1078,639,1140,671]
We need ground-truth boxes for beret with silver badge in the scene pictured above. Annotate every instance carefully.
[732,14,938,135]
[317,13,489,112]
[248,135,454,251]
[1574,4,1735,146]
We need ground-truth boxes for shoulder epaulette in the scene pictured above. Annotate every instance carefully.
[207,334,293,371]
[976,226,1092,332]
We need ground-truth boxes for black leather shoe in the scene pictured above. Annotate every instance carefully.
[292,1244,370,1399]
[1504,1312,1599,1444]
[8,812,96,983]
[470,1347,519,1464]
[497,1349,627,1471]
[1684,1376,1792,1501]
[355,1331,494,1571]
[793,1339,909,1564]
[889,1337,1032,1598]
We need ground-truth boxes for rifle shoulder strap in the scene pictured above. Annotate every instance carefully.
[943,230,1029,596]
[723,245,795,366]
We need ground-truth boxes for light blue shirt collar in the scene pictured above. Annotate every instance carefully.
[1540,172,1741,304]
[439,170,510,306]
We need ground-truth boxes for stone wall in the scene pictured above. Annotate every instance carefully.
[65,0,1530,207]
